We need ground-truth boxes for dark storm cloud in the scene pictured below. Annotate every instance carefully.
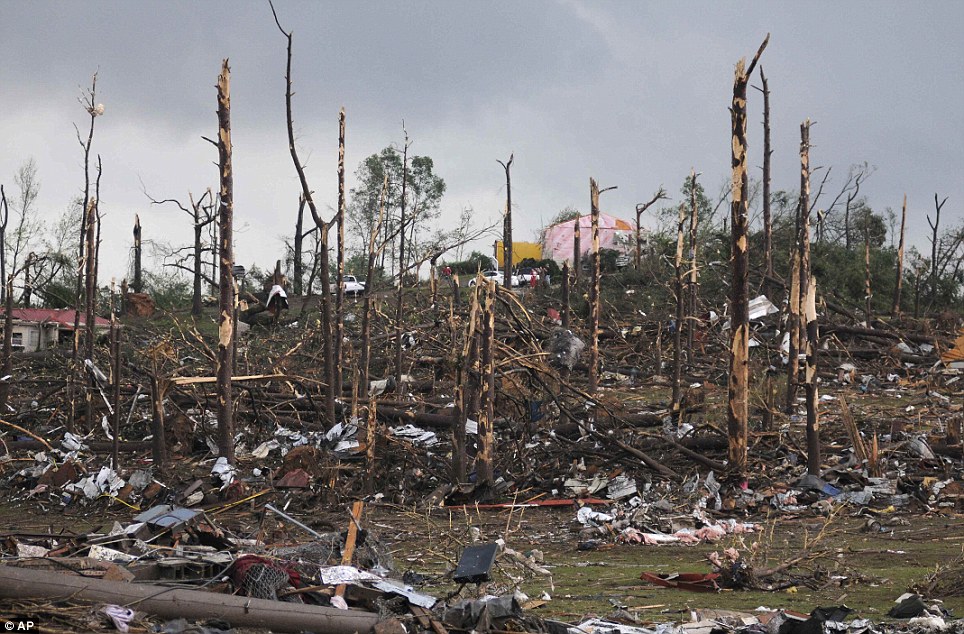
[0,1,961,279]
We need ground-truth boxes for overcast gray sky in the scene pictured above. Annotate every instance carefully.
[2,1,962,284]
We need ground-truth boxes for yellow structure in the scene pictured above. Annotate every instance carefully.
[495,241,542,268]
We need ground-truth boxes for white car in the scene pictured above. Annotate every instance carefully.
[337,275,365,296]
[468,270,519,287]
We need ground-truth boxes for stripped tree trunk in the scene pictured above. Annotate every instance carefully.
[672,198,685,420]
[191,199,204,317]
[498,155,514,289]
[93,161,103,310]
[133,214,142,294]
[687,171,699,356]
[927,194,947,305]
[22,252,33,308]
[210,220,218,297]
[334,108,346,400]
[366,397,377,491]
[845,191,854,250]
[803,278,820,475]
[394,136,410,390]
[150,376,168,474]
[892,194,907,317]
[0,275,13,410]
[633,189,666,271]
[360,175,387,417]
[110,318,121,471]
[72,73,98,362]
[572,215,581,287]
[561,261,570,328]
[786,251,800,412]
[293,194,306,295]
[476,280,496,487]
[588,178,601,393]
[83,194,98,431]
[318,231,336,424]
[760,67,773,277]
[453,285,481,484]
[798,119,820,476]
[726,35,768,477]
[271,8,335,425]
[215,59,236,464]
[796,120,812,404]
[0,187,6,305]
[864,228,872,324]
[84,198,97,364]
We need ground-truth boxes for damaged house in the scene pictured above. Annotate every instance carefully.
[0,308,111,352]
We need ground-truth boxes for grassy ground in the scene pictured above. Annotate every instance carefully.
[369,505,964,623]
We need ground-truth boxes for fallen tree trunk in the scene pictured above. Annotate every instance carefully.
[0,440,152,455]
[0,565,379,634]
[821,323,943,346]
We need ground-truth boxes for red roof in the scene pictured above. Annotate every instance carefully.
[0,308,111,329]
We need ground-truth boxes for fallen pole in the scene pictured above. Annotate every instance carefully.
[0,565,379,634]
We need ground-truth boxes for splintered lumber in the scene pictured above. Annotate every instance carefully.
[171,373,286,386]
[336,500,365,598]
[0,565,379,634]
[943,329,964,362]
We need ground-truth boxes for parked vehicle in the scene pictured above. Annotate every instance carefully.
[335,275,365,296]
[468,270,519,287]
[517,267,539,287]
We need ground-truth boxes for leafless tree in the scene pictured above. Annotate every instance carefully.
[0,186,6,304]
[892,195,907,317]
[270,2,336,425]
[497,154,514,288]
[634,187,667,270]
[394,131,411,389]
[928,194,948,303]
[753,67,773,275]
[147,189,216,316]
[214,59,235,463]
[132,214,143,294]
[335,108,347,399]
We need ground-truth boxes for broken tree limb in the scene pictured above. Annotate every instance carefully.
[820,323,941,347]
[170,373,286,386]
[588,428,680,481]
[0,418,53,450]
[0,565,379,634]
